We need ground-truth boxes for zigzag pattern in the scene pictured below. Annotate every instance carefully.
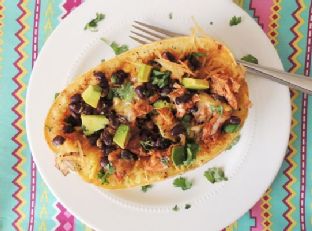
[267,0,281,46]
[248,1,262,29]
[282,0,305,229]
[11,0,30,229]
[289,0,305,73]
[282,90,299,230]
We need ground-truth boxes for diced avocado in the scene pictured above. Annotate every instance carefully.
[172,145,186,166]
[137,64,152,83]
[153,100,172,109]
[223,124,240,133]
[81,114,109,136]
[81,85,102,108]
[113,124,130,149]
[182,78,209,90]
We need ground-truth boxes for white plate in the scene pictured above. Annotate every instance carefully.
[26,0,291,230]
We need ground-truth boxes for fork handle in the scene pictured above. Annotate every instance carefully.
[238,60,312,95]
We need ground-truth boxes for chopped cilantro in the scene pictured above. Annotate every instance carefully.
[169,12,173,19]
[101,58,105,62]
[173,177,192,190]
[241,54,258,64]
[54,92,59,99]
[97,164,115,184]
[141,185,152,192]
[114,82,136,102]
[210,105,223,115]
[210,21,214,25]
[229,16,242,26]
[226,135,241,150]
[110,42,129,55]
[173,205,180,211]
[184,142,200,165]
[204,167,228,183]
[185,204,191,209]
[84,13,105,31]
[223,124,240,133]
[151,70,171,88]
[140,139,154,151]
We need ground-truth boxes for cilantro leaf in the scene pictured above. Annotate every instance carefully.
[169,12,173,19]
[223,124,240,133]
[226,135,241,150]
[173,177,192,190]
[97,164,116,184]
[114,82,136,102]
[229,16,242,26]
[54,92,59,99]
[173,205,180,211]
[151,70,171,88]
[210,105,223,115]
[241,54,258,64]
[84,13,105,31]
[204,167,228,183]
[185,204,191,209]
[110,42,129,55]
[141,185,152,192]
[184,142,200,165]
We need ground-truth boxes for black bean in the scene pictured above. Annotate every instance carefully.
[135,85,146,99]
[82,104,94,115]
[64,115,81,126]
[87,132,101,146]
[162,51,176,62]
[70,94,82,104]
[52,135,65,146]
[160,87,171,95]
[171,123,185,136]
[103,145,116,155]
[63,124,74,133]
[120,150,138,161]
[210,93,227,103]
[226,116,241,125]
[94,71,106,81]
[112,70,128,84]
[155,138,171,150]
[101,130,113,146]
[100,156,109,168]
[187,54,201,70]
[190,105,198,113]
[107,112,120,128]
[69,103,81,114]
[175,93,192,105]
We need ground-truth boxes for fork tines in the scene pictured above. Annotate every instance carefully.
[130,20,184,44]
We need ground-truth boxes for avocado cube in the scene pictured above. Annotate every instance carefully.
[137,64,152,83]
[81,85,102,108]
[172,145,186,166]
[81,115,109,136]
[182,78,209,90]
[153,100,172,109]
[113,124,130,149]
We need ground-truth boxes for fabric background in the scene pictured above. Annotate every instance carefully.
[0,0,311,230]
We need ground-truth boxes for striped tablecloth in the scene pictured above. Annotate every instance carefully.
[1,0,311,230]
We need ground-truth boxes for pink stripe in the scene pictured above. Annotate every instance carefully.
[61,0,83,19]
[250,0,274,33]
[249,200,263,231]
[27,1,41,230]
[55,203,75,231]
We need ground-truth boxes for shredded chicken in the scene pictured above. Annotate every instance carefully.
[156,58,194,81]
[144,150,170,172]
[133,100,153,118]
[202,114,229,145]
[108,150,134,178]
[153,108,176,140]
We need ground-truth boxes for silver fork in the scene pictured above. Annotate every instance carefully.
[130,21,312,95]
